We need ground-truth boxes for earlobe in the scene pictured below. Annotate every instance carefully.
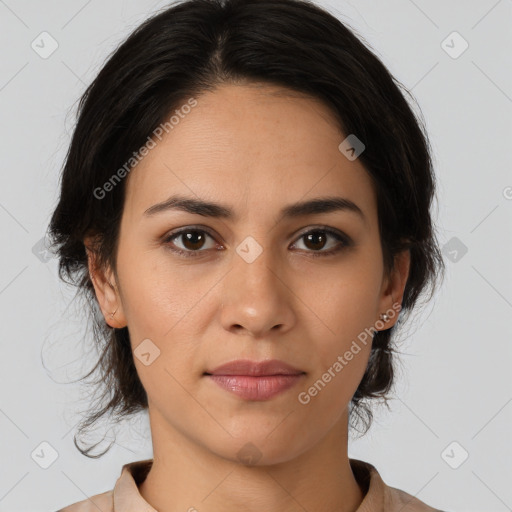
[84,240,127,329]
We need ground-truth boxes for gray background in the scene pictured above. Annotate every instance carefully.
[0,1,511,511]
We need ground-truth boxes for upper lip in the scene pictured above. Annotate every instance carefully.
[205,359,305,376]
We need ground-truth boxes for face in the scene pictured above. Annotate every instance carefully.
[87,83,409,465]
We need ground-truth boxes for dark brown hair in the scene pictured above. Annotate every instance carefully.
[48,0,445,457]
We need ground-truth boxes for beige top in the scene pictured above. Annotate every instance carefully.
[56,458,445,512]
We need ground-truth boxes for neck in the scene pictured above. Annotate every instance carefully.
[138,407,364,512]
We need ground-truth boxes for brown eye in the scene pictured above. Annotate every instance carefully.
[164,228,218,257]
[291,228,351,258]
[179,230,208,250]
[303,231,328,251]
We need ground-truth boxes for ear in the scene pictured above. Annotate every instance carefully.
[84,236,127,329]
[377,249,411,329]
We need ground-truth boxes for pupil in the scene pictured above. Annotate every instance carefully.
[184,231,204,250]
[306,231,326,250]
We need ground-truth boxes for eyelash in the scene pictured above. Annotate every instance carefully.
[162,225,352,259]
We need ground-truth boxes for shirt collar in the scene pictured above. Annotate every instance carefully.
[112,458,385,512]
[113,458,157,512]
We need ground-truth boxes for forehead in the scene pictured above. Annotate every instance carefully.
[123,83,377,225]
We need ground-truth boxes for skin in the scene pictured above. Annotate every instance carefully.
[86,82,410,512]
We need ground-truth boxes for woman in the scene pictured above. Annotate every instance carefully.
[50,0,446,510]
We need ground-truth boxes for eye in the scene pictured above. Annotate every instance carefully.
[162,226,351,258]
[163,227,219,257]
[290,227,352,258]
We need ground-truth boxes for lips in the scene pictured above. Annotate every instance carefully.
[204,359,306,401]
[205,359,305,377]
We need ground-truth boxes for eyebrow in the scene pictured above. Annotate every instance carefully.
[143,194,366,223]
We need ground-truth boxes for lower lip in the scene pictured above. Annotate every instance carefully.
[206,374,305,400]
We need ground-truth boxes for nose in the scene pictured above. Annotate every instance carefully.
[219,247,296,338]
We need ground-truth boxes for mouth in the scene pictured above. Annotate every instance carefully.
[205,358,305,377]
[204,374,306,401]
[203,359,306,401]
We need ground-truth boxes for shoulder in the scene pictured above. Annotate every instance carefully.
[349,458,445,512]
[56,489,113,512]
[54,458,153,512]
[384,484,444,511]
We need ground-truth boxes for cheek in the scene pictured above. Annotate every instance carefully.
[116,240,211,337]
[116,243,215,388]
[298,254,382,399]
[295,338,371,435]
[304,257,383,347]
[297,291,374,424]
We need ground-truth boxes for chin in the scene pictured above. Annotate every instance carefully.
[206,426,313,467]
